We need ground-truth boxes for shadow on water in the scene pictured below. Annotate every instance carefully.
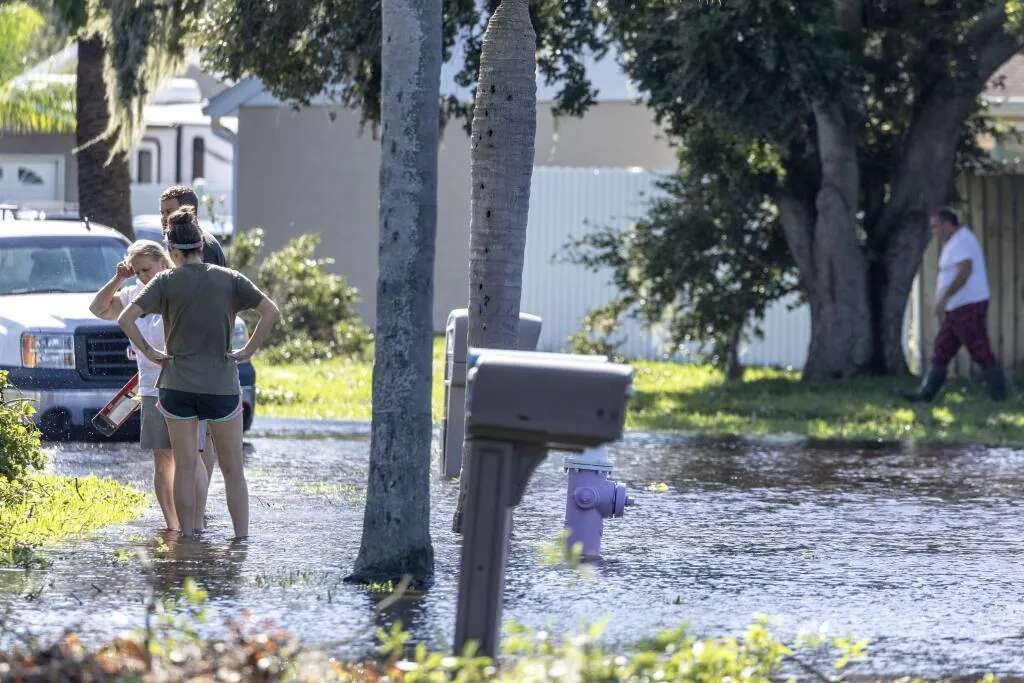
[4,420,1024,677]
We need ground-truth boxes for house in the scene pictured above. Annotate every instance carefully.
[0,45,235,221]
[204,54,678,334]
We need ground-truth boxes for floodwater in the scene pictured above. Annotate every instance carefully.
[2,419,1024,677]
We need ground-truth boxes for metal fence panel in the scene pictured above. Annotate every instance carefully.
[522,167,810,368]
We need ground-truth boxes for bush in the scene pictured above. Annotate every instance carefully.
[0,370,44,482]
[230,229,373,362]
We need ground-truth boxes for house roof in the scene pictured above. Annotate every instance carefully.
[205,48,640,116]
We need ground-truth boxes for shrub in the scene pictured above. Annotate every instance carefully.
[230,229,373,362]
[0,370,44,482]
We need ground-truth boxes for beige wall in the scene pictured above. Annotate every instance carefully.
[0,133,77,202]
[236,101,675,330]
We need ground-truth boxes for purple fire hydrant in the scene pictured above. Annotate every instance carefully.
[564,446,633,560]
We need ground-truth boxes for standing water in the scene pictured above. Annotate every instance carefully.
[1,418,1023,678]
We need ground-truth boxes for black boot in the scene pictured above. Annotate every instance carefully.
[901,367,947,403]
[984,364,1008,402]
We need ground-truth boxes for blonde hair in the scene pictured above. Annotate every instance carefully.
[127,240,172,268]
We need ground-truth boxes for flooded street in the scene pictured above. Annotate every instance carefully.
[2,419,1024,677]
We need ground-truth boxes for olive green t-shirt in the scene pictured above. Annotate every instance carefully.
[132,263,265,395]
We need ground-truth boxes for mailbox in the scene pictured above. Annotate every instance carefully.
[453,349,634,657]
[440,308,542,477]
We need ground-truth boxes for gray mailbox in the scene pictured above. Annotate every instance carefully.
[440,308,542,478]
[453,349,633,657]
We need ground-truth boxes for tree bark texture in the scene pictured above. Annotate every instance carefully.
[75,36,133,239]
[452,0,537,533]
[347,0,440,586]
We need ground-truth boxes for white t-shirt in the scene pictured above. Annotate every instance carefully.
[936,226,989,311]
[119,284,166,397]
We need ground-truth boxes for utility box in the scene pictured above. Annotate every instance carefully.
[440,308,542,478]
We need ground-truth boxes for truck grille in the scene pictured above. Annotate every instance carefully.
[81,331,135,380]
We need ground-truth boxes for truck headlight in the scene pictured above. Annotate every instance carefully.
[232,319,248,352]
[21,333,75,369]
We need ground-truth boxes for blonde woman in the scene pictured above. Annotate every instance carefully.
[91,241,185,531]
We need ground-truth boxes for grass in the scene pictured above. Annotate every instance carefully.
[0,474,147,565]
[254,338,1024,446]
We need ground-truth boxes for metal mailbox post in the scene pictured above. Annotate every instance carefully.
[453,349,634,657]
[440,309,542,478]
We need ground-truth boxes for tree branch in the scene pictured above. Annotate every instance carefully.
[873,3,1024,245]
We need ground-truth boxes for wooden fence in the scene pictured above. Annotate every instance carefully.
[917,174,1024,379]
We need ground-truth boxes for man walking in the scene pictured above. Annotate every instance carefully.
[904,207,1007,402]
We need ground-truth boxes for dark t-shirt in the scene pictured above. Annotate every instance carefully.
[201,229,228,267]
[132,263,265,394]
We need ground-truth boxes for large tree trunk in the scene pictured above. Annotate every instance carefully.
[75,36,133,239]
[346,0,440,586]
[452,0,537,533]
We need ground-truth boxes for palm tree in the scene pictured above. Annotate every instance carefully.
[453,0,537,532]
[75,33,133,238]
[345,0,442,585]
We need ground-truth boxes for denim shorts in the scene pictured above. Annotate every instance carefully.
[157,389,241,422]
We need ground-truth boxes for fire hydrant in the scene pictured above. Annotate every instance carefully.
[564,446,633,560]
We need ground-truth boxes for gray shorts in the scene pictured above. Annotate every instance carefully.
[140,396,171,450]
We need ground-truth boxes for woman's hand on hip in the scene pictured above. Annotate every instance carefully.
[144,347,170,364]
[227,348,253,363]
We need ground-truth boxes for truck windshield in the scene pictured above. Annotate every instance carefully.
[0,235,128,295]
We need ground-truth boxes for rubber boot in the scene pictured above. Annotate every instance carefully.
[901,367,947,403]
[983,364,1008,402]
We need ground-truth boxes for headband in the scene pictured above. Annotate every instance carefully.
[168,241,202,250]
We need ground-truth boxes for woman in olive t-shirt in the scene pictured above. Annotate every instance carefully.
[119,207,280,540]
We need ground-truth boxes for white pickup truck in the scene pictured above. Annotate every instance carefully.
[0,219,256,439]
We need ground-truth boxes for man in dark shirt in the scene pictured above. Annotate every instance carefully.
[159,185,228,267]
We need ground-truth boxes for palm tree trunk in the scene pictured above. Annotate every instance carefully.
[346,0,440,586]
[75,35,133,239]
[453,0,537,533]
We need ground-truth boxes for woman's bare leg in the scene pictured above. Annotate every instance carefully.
[209,414,248,539]
[165,417,200,537]
[152,448,179,531]
[194,424,216,530]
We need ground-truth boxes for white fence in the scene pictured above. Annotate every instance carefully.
[521,167,810,369]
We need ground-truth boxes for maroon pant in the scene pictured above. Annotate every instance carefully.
[931,300,997,370]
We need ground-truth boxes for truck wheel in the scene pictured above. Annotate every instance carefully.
[38,409,72,441]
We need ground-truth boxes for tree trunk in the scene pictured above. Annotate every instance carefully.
[452,0,537,533]
[722,322,744,383]
[346,0,440,586]
[75,36,133,239]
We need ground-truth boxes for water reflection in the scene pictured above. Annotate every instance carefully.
[1,423,1022,677]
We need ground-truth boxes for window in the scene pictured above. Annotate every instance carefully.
[191,137,205,180]
[137,149,153,183]
[0,236,127,295]
[17,167,43,185]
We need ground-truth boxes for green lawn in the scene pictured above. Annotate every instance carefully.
[0,474,146,566]
[253,340,1024,446]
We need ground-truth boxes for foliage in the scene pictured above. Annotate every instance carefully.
[0,2,76,135]
[197,0,605,127]
[85,0,202,154]
[566,301,628,362]
[232,230,373,362]
[566,123,796,375]
[255,340,1024,446]
[0,569,872,682]
[0,371,45,483]
[0,473,145,561]
[0,2,45,83]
